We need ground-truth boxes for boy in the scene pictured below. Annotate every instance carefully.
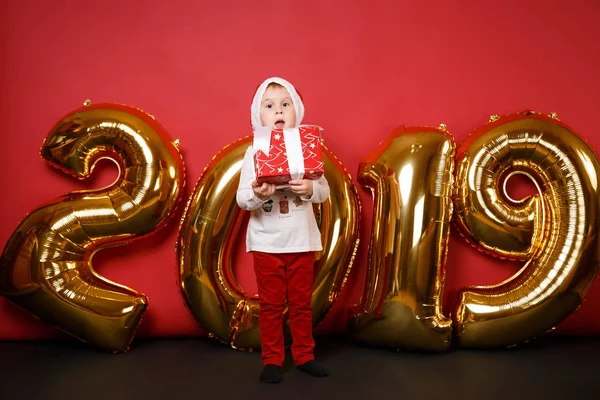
[236,77,330,384]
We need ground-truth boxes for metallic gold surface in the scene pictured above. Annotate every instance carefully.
[351,126,455,351]
[178,136,360,350]
[0,103,185,352]
[453,111,600,348]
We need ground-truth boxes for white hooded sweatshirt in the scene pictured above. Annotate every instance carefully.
[236,77,330,253]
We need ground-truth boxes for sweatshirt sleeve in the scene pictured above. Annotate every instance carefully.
[236,146,268,211]
[301,174,330,204]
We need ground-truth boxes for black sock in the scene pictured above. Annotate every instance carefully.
[297,360,329,377]
[260,364,282,383]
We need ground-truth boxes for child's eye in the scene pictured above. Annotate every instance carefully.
[266,104,273,109]
[283,102,289,107]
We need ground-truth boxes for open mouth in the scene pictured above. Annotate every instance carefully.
[274,119,285,129]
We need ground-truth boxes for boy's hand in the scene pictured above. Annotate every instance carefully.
[252,180,275,200]
[289,179,313,197]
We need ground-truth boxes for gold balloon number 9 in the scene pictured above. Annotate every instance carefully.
[452,112,600,348]
[0,103,185,352]
[178,136,361,350]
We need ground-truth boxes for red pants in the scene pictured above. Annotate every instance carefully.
[253,251,315,367]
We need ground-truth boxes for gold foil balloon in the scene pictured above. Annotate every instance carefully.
[453,111,600,348]
[178,136,360,350]
[0,103,185,352]
[351,126,455,351]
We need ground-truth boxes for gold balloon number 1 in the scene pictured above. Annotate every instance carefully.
[351,126,455,351]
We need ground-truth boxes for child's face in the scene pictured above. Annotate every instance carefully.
[259,86,297,129]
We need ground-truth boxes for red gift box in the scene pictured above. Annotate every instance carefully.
[253,125,324,186]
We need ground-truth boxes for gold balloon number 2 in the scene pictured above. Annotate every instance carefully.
[0,103,185,352]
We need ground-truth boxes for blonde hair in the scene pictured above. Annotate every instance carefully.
[266,82,286,91]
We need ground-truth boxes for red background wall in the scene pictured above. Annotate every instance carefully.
[1,0,599,341]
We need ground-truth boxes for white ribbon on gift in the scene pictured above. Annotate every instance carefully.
[283,128,305,180]
[252,126,273,156]
[252,126,305,181]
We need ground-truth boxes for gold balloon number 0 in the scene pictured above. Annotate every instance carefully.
[0,103,185,352]
[178,136,361,350]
